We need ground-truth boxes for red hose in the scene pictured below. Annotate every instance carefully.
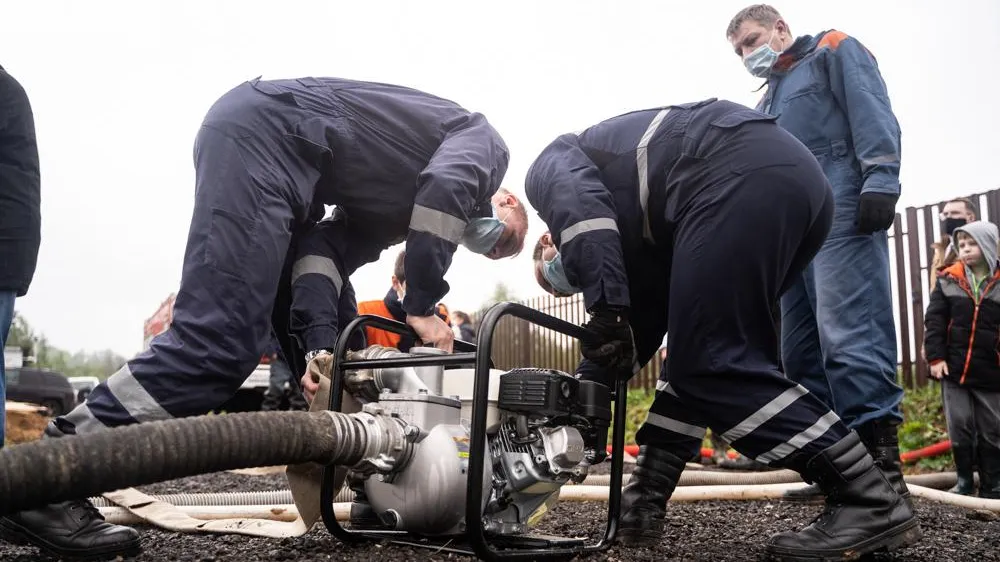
[607,445,736,459]
[610,439,953,463]
[900,439,952,463]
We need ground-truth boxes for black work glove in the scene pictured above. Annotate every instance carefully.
[581,307,635,376]
[856,192,897,234]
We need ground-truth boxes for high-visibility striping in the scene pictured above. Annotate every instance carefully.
[409,204,467,245]
[645,411,707,440]
[721,385,807,443]
[755,411,841,464]
[291,255,344,295]
[106,363,174,423]
[636,109,671,242]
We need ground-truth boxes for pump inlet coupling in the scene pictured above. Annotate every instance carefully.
[0,406,415,518]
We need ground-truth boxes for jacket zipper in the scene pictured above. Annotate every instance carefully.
[960,277,999,384]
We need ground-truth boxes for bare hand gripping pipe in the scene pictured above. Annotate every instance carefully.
[0,409,412,517]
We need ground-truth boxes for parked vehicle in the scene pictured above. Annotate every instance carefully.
[68,376,101,405]
[143,293,270,412]
[6,367,76,416]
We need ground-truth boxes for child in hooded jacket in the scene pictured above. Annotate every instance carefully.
[925,220,1000,498]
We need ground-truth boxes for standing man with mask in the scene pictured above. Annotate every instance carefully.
[726,5,908,504]
[931,198,978,290]
[528,98,920,559]
[0,76,527,561]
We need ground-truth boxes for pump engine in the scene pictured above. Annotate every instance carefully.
[339,346,612,537]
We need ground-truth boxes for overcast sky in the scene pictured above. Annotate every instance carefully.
[3,0,998,359]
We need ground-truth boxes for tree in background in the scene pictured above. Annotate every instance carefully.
[6,311,127,380]
[479,282,517,311]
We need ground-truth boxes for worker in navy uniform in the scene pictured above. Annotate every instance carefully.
[0,76,529,560]
[527,98,920,560]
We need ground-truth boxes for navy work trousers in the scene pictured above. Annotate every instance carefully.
[636,119,851,474]
[60,84,355,433]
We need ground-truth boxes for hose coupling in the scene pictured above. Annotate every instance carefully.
[346,403,415,482]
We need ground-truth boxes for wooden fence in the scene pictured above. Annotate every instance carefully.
[476,188,1000,391]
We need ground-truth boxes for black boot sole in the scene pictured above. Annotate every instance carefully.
[615,524,664,547]
[766,518,922,562]
[0,518,141,561]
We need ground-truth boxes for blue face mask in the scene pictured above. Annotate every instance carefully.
[743,33,781,78]
[542,253,582,296]
[461,205,508,255]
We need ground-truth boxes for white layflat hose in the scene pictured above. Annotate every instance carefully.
[93,470,997,529]
[87,471,962,510]
[578,470,963,488]
[100,503,353,525]
[96,482,1000,526]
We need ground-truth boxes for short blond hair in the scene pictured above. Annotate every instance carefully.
[726,4,783,39]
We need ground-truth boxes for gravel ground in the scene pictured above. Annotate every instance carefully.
[1,467,997,562]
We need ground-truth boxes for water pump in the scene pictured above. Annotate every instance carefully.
[321,302,629,561]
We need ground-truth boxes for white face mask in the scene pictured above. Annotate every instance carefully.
[743,30,782,78]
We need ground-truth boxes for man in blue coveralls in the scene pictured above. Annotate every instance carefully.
[528,98,921,560]
[0,76,528,560]
[726,4,907,504]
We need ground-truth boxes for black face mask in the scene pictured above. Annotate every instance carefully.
[943,217,968,236]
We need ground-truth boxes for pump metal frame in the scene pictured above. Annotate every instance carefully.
[320,301,628,561]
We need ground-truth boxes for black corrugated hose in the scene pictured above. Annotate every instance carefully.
[0,411,370,516]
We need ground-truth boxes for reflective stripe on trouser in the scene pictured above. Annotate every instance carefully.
[637,120,851,473]
[62,123,309,433]
[780,230,904,429]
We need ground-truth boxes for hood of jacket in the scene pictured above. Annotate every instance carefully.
[953,220,999,276]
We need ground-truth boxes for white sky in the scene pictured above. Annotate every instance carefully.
[3,0,999,359]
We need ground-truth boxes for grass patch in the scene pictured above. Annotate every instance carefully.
[899,381,952,472]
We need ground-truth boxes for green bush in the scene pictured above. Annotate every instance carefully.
[899,381,952,471]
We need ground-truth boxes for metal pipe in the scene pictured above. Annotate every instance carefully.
[344,347,430,401]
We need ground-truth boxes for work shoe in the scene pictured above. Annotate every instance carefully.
[0,500,141,561]
[765,432,922,561]
[949,443,976,496]
[617,445,685,547]
[976,442,1000,499]
[0,418,142,560]
[780,416,910,504]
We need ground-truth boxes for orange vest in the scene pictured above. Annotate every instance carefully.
[356,299,451,350]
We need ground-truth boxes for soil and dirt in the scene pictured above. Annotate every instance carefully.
[0,461,997,562]
[4,402,49,446]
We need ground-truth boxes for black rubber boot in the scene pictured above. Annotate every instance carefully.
[765,432,922,562]
[0,421,142,560]
[976,442,1000,499]
[949,443,976,496]
[617,445,685,547]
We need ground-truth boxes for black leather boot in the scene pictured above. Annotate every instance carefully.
[976,441,1000,499]
[617,445,685,546]
[858,417,910,500]
[765,432,922,561]
[0,421,141,560]
[949,443,976,496]
[781,416,910,504]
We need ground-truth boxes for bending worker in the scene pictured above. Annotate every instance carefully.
[527,98,920,560]
[357,249,452,352]
[0,76,528,561]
